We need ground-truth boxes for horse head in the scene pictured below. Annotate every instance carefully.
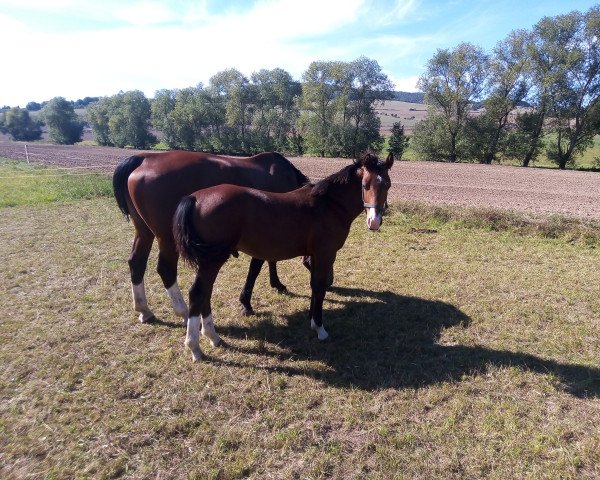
[357,151,394,231]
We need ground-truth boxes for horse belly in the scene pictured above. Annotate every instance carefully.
[236,221,307,261]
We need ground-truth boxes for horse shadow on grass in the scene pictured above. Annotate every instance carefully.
[217,286,599,398]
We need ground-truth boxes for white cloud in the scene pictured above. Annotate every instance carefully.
[388,75,420,92]
[0,0,421,106]
[209,0,364,40]
[384,0,420,24]
[114,1,179,26]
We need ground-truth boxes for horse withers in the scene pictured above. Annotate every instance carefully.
[173,151,394,362]
[112,151,309,324]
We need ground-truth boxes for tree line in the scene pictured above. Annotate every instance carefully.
[413,5,600,169]
[1,6,598,169]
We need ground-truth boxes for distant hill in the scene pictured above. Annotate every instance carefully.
[391,91,425,103]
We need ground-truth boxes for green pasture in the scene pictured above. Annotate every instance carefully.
[1,161,599,479]
[0,159,112,207]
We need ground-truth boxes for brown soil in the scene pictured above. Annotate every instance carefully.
[2,141,599,220]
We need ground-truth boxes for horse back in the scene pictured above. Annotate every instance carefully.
[126,150,307,241]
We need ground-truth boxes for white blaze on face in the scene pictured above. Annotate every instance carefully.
[365,174,383,230]
[366,208,382,230]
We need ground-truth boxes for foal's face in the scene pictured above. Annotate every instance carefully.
[360,154,393,230]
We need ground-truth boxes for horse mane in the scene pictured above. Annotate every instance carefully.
[311,163,360,197]
[311,151,380,197]
[275,152,310,186]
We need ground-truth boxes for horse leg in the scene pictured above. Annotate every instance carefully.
[268,261,287,292]
[185,261,224,361]
[156,239,188,325]
[128,215,155,323]
[185,272,205,362]
[199,263,224,348]
[309,253,336,341]
[302,256,330,286]
[239,257,263,316]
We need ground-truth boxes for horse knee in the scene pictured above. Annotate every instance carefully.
[128,255,148,285]
[157,256,177,288]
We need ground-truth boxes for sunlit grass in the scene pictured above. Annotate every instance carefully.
[1,194,599,479]
[0,158,112,207]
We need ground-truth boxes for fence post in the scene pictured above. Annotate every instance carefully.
[24,144,30,163]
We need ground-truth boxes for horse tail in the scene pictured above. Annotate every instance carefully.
[112,155,145,219]
[173,196,232,269]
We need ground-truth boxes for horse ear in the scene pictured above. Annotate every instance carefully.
[385,152,394,170]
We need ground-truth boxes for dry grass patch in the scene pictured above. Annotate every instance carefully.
[1,198,599,479]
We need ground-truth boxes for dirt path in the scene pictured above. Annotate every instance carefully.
[2,141,599,219]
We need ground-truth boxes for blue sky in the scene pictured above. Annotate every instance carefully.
[1,0,598,107]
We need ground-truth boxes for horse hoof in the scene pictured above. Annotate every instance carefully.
[240,305,255,316]
[201,329,222,348]
[139,314,156,324]
[181,318,188,327]
[271,282,287,293]
[186,344,202,362]
[191,351,202,362]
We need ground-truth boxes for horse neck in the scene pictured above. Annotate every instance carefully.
[324,176,364,225]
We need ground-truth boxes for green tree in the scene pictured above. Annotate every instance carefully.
[26,101,42,111]
[299,60,341,156]
[0,107,42,141]
[503,110,546,164]
[416,43,489,162]
[40,96,84,144]
[87,91,155,148]
[86,98,112,146]
[480,30,531,164]
[250,68,301,152]
[209,69,253,153]
[388,121,409,160]
[344,57,392,156]
[410,114,452,161]
[151,89,178,147]
[299,57,390,157]
[535,7,600,169]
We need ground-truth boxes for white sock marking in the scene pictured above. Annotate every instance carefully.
[166,283,188,319]
[185,315,202,361]
[311,318,329,341]
[131,281,154,322]
[201,313,221,347]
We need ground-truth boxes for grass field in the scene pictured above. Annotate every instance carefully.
[1,161,599,479]
[0,159,112,207]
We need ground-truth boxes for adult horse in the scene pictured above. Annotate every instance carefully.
[173,151,394,362]
[112,150,309,324]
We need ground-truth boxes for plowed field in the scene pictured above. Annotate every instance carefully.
[1,141,599,219]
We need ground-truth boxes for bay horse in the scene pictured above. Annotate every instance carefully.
[112,150,309,324]
[173,151,394,362]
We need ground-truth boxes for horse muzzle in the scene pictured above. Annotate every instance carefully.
[366,207,382,231]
